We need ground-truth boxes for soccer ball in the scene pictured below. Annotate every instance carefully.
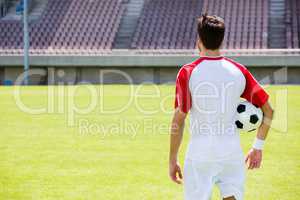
[235,101,263,132]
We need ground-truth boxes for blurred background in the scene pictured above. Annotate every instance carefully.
[0,0,299,85]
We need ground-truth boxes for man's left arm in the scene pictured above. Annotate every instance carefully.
[245,101,274,169]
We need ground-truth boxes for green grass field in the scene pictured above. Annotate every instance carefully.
[0,85,299,200]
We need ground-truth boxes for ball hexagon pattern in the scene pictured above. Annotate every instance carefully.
[250,114,259,124]
[237,104,246,113]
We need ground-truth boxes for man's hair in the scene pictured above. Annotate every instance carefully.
[197,14,225,50]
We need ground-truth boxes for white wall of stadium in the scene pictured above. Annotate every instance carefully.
[0,54,300,85]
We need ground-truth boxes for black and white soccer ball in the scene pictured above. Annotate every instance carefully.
[235,101,263,132]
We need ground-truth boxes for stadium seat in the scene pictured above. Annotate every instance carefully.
[286,0,300,48]
[0,0,299,54]
[131,0,272,49]
[0,0,125,54]
[131,0,202,49]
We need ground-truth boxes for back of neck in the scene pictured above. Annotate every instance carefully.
[200,49,221,57]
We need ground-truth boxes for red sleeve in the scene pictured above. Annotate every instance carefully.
[241,69,269,108]
[174,66,193,113]
[224,57,269,108]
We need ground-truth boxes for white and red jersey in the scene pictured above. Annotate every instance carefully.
[175,56,269,161]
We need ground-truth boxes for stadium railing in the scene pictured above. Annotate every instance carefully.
[0,49,300,69]
[0,49,300,56]
[131,49,300,56]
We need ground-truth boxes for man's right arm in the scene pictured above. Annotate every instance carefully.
[169,108,187,184]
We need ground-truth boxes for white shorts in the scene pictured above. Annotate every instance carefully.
[184,158,245,200]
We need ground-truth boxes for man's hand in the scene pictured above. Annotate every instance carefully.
[169,108,186,184]
[169,159,183,184]
[245,148,262,169]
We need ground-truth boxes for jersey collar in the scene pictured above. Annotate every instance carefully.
[200,56,224,60]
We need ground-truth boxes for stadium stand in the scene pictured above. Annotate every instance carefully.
[286,0,300,48]
[203,0,269,49]
[113,0,144,49]
[0,0,125,54]
[131,0,203,49]
[0,0,299,54]
[132,0,270,49]
[268,0,286,48]
[0,0,300,85]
